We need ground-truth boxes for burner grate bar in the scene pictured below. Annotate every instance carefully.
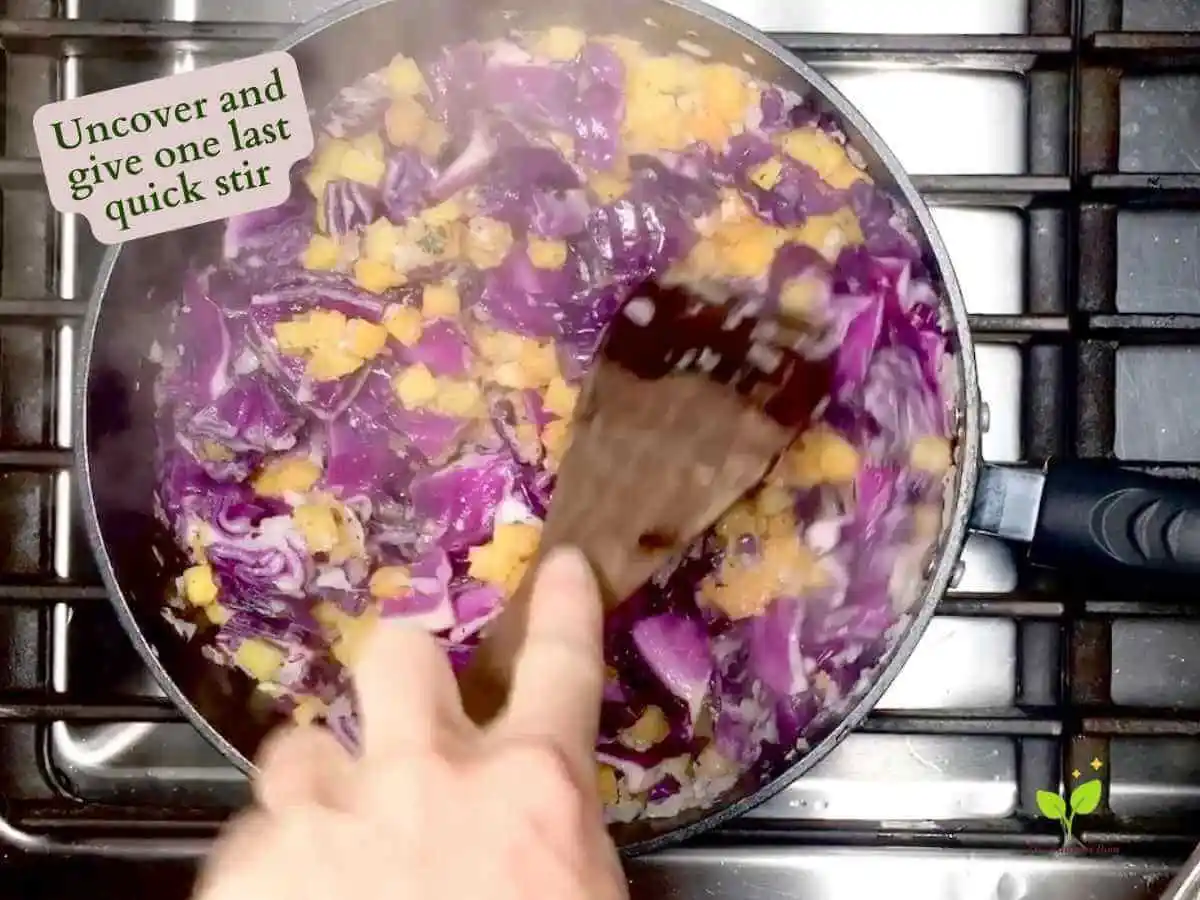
[1089,314,1200,335]
[1089,173,1200,194]
[0,581,106,604]
[914,174,1072,207]
[0,695,178,723]
[710,823,1064,850]
[1081,714,1200,737]
[0,157,50,187]
[0,587,1064,613]
[0,449,73,470]
[1086,30,1200,68]
[861,710,1063,737]
[0,694,1066,735]
[0,18,286,42]
[0,299,90,320]
[774,33,1071,56]
[0,164,1078,200]
[0,22,1077,61]
[939,597,1065,617]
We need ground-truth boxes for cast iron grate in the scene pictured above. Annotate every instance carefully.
[0,0,1195,870]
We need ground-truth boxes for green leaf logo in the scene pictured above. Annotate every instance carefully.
[1036,790,1066,821]
[1070,779,1102,816]
[1036,778,1103,844]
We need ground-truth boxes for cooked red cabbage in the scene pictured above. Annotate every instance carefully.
[154,29,956,827]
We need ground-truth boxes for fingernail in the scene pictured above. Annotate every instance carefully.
[542,545,596,591]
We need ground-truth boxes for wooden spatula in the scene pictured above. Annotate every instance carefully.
[457,281,834,725]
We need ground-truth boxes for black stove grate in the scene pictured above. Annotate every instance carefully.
[0,0,1198,879]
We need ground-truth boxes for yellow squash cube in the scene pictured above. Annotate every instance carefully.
[467,541,510,586]
[715,500,758,546]
[354,258,405,294]
[385,54,427,96]
[363,218,401,264]
[435,378,485,417]
[749,157,784,190]
[307,346,365,382]
[204,603,231,626]
[385,98,429,147]
[235,638,285,682]
[687,108,733,149]
[465,217,514,270]
[784,427,860,487]
[344,318,389,359]
[911,435,952,475]
[182,564,218,607]
[597,764,619,805]
[788,207,865,261]
[779,275,825,320]
[543,376,578,419]
[418,120,449,158]
[527,237,568,270]
[302,234,341,271]
[637,56,696,95]
[422,198,464,226]
[368,565,412,598]
[700,63,751,123]
[253,458,322,497]
[294,503,340,554]
[622,705,670,749]
[492,522,542,559]
[519,340,561,387]
[535,26,587,61]
[338,146,386,186]
[304,138,352,198]
[393,363,439,409]
[422,282,461,318]
[383,306,424,346]
[542,419,571,463]
[780,128,864,190]
[273,318,316,355]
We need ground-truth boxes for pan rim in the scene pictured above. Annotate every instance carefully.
[74,0,981,857]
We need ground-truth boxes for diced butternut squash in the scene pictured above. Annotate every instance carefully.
[422,282,461,318]
[393,364,439,409]
[303,234,341,270]
[235,639,285,682]
[254,458,322,497]
[527,237,568,270]
[383,306,424,346]
[182,564,218,607]
[368,565,412,598]
[385,54,427,96]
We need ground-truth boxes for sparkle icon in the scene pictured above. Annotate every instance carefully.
[1090,757,1104,771]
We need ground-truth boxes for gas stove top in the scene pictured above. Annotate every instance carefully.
[3,0,1200,896]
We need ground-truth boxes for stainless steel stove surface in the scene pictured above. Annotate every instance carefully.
[1,0,1199,897]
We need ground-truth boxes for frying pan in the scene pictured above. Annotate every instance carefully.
[76,0,1200,858]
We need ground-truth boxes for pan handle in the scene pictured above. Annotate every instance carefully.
[970,460,1200,575]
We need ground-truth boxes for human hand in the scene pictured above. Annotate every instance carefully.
[193,546,627,900]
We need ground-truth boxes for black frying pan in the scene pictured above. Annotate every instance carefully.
[77,0,1200,858]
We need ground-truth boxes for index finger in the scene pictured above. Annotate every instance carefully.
[353,618,470,758]
[498,546,605,769]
